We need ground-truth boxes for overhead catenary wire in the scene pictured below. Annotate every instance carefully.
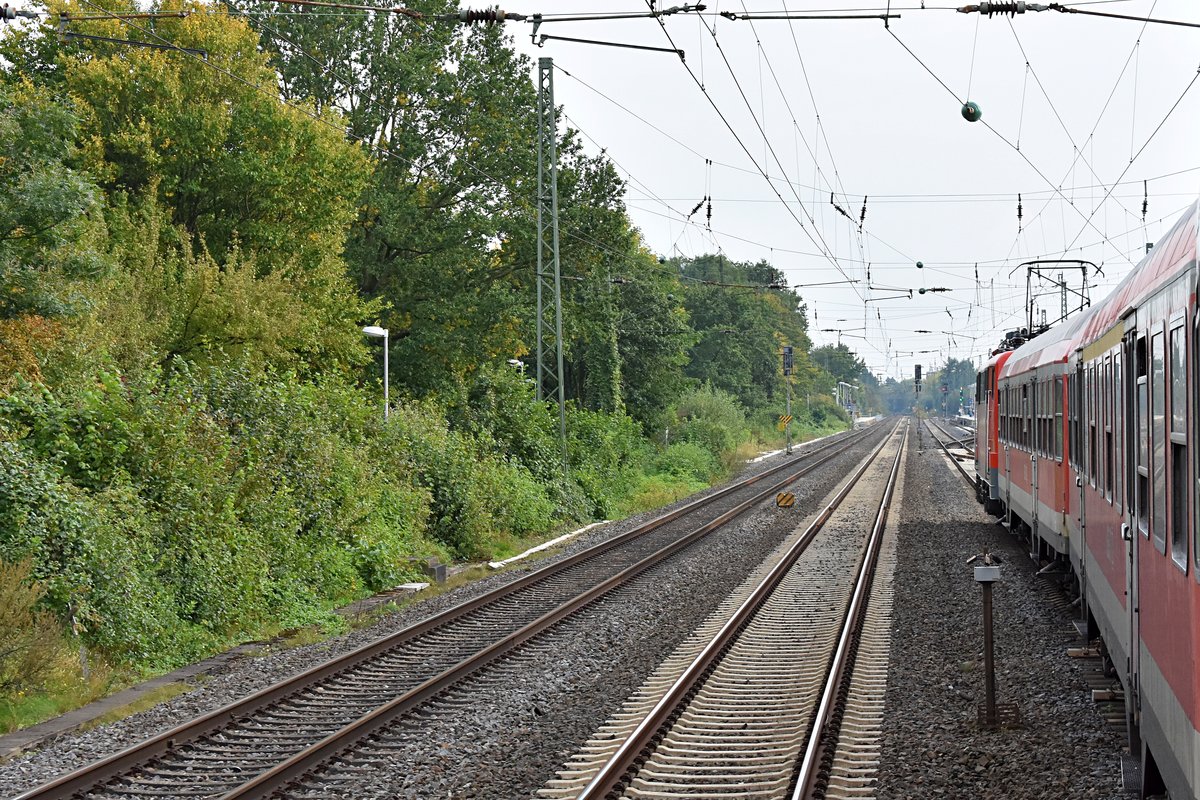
[1060,61,1200,254]
[550,63,1198,205]
[640,0,869,303]
[1005,17,1137,227]
[1001,0,1157,262]
[885,25,1140,267]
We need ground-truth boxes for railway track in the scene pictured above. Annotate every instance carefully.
[924,418,975,488]
[927,417,975,453]
[14,426,883,800]
[538,420,907,800]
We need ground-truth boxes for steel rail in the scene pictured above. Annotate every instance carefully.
[925,418,976,488]
[14,427,877,800]
[572,420,904,800]
[792,420,906,800]
[930,416,976,453]
[218,427,883,799]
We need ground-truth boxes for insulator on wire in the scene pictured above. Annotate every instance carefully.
[1017,193,1023,232]
[705,195,712,230]
[2,3,38,20]
[1142,180,1148,222]
[687,199,703,220]
[457,7,523,24]
[830,192,852,222]
[859,196,867,232]
[958,2,1046,17]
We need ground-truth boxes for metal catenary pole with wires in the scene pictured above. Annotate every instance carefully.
[536,57,567,473]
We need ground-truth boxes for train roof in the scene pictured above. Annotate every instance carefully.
[999,199,1199,380]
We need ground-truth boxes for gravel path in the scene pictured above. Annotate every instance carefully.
[876,422,1126,799]
[0,427,882,799]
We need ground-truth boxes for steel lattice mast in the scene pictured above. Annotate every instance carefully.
[536,56,567,470]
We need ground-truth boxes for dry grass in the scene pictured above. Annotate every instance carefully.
[0,560,119,734]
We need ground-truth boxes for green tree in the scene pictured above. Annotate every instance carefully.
[0,82,102,322]
[676,255,809,412]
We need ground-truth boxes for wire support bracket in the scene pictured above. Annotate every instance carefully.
[59,29,207,58]
[535,33,684,58]
[719,11,900,21]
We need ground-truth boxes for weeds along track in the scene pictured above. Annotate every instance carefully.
[539,420,906,800]
[14,426,885,800]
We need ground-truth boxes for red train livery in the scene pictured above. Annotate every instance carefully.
[975,199,1199,799]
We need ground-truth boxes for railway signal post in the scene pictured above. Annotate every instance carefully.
[783,345,793,454]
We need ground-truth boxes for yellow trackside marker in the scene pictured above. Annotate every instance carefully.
[776,492,796,508]
[778,414,793,430]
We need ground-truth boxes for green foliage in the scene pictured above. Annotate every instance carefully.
[377,400,554,559]
[654,441,719,483]
[0,81,103,321]
[0,365,444,666]
[810,344,867,389]
[674,254,810,413]
[65,2,372,274]
[567,408,647,518]
[672,385,748,468]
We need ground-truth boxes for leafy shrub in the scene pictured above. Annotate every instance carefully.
[671,385,747,467]
[654,441,719,483]
[375,400,556,559]
[567,408,648,518]
[0,362,450,667]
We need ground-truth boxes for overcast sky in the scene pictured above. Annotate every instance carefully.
[505,0,1199,380]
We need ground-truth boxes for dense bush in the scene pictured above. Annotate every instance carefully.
[671,385,748,468]
[566,408,648,518]
[0,365,445,666]
[654,441,719,483]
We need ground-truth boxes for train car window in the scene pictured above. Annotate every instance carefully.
[1152,329,1167,553]
[1098,360,1106,494]
[1042,380,1050,458]
[1089,363,1097,486]
[999,385,1005,444]
[1021,384,1029,450]
[1034,380,1041,456]
[1137,335,1149,537]
[1114,352,1123,510]
[998,386,1008,448]
[1054,375,1063,461]
[1029,381,1036,452]
[1032,381,1041,455]
[1105,355,1113,502]
[1170,324,1187,571]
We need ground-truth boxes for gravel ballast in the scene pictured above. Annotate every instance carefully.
[875,423,1125,799]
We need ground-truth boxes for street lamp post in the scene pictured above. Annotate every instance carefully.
[363,325,389,420]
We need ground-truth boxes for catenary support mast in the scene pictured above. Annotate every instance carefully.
[536,57,568,470]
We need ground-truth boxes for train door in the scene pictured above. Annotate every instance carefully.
[1125,326,1145,734]
[1030,376,1040,560]
[1073,358,1086,581]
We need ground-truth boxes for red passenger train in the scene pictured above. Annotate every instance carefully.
[975,199,1199,799]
